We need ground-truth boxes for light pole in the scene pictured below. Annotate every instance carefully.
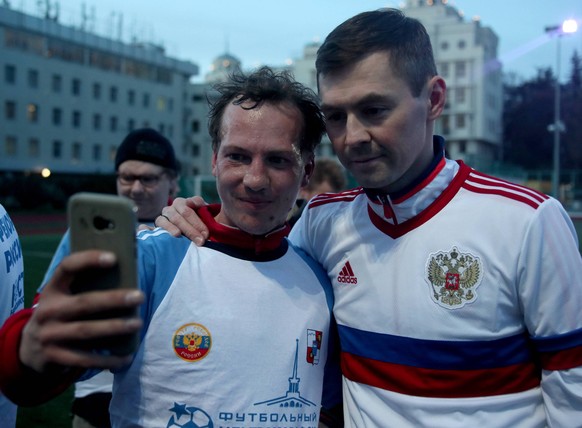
[545,19,578,200]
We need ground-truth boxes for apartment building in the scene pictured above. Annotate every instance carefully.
[0,3,199,176]
[404,0,503,168]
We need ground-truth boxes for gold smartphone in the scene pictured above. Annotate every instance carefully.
[68,192,139,355]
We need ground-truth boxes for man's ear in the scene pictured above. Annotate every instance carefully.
[427,76,446,120]
[301,155,315,188]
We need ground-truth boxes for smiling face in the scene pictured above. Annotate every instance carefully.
[319,51,445,193]
[212,100,313,235]
[116,160,177,221]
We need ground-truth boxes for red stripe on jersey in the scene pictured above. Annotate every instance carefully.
[463,171,548,208]
[308,188,364,209]
[341,351,540,398]
[392,157,446,204]
[468,170,548,201]
[539,345,582,371]
[462,182,542,209]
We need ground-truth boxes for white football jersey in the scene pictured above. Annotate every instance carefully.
[291,153,582,428]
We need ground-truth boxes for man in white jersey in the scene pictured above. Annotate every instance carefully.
[0,204,24,428]
[0,67,342,427]
[154,9,582,427]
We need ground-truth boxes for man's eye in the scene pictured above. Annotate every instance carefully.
[140,176,158,185]
[363,106,387,117]
[325,112,345,122]
[268,157,290,166]
[227,153,247,162]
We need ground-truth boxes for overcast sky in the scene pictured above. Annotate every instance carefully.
[12,0,582,83]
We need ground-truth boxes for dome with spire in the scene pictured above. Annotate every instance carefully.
[205,52,242,83]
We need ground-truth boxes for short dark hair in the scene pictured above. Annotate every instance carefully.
[207,66,325,154]
[316,8,437,97]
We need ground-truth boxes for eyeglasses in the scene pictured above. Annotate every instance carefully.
[117,173,165,187]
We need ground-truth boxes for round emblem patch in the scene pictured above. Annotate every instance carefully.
[172,323,212,362]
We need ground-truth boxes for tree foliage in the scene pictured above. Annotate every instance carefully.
[503,50,582,170]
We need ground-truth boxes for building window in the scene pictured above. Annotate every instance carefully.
[4,64,16,84]
[192,94,204,102]
[455,114,466,129]
[458,140,467,153]
[192,144,200,157]
[455,61,466,78]
[5,101,16,120]
[110,116,118,132]
[5,136,17,156]
[28,138,40,157]
[27,103,39,122]
[52,107,62,125]
[455,87,466,103]
[156,96,166,111]
[168,98,174,112]
[441,115,450,135]
[127,118,135,132]
[93,83,101,99]
[93,113,102,130]
[72,110,81,128]
[191,120,200,133]
[128,90,135,105]
[440,41,449,51]
[72,142,82,161]
[72,78,81,96]
[52,140,62,158]
[92,144,101,161]
[143,93,150,108]
[52,74,62,92]
[110,86,118,102]
[109,145,117,162]
[28,69,39,88]
[458,40,466,49]
[439,62,449,78]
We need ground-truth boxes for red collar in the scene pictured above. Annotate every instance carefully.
[197,204,290,253]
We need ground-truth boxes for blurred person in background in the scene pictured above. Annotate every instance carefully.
[288,158,347,227]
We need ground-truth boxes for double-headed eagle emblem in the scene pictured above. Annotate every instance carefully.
[426,247,483,308]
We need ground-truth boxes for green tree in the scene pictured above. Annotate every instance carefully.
[503,51,582,170]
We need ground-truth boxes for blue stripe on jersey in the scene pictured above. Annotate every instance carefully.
[339,324,534,370]
[531,326,582,352]
[289,240,334,313]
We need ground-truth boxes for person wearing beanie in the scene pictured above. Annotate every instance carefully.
[115,128,180,224]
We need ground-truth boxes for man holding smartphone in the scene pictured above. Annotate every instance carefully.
[73,127,180,428]
[0,67,342,428]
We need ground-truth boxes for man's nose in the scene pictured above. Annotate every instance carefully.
[243,161,269,191]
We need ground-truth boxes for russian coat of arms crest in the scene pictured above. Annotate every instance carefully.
[425,247,483,309]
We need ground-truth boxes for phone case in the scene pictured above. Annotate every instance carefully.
[67,192,139,355]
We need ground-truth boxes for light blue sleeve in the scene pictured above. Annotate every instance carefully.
[39,230,70,292]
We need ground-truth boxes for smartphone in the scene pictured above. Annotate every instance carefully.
[68,192,139,355]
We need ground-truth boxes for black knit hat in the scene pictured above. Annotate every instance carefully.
[115,128,178,172]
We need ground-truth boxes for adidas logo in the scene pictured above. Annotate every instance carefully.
[337,261,358,284]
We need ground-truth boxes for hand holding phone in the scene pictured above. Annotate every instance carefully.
[68,192,139,355]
